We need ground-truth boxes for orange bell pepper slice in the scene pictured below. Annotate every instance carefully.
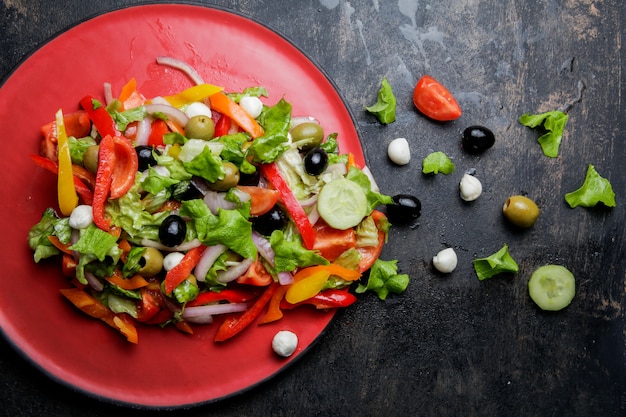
[209,92,264,138]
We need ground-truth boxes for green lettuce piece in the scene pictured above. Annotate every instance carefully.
[473,244,519,281]
[248,98,292,163]
[180,199,256,259]
[68,136,97,165]
[227,86,269,103]
[365,78,396,125]
[110,106,147,131]
[163,132,187,146]
[355,259,409,300]
[28,208,66,262]
[345,166,393,213]
[519,110,568,158]
[153,153,193,181]
[172,278,199,304]
[182,146,225,183]
[70,224,122,284]
[422,151,455,175]
[106,181,166,239]
[106,293,138,318]
[565,164,616,208]
[269,230,328,273]
[218,133,257,174]
[141,166,180,194]
[122,247,146,278]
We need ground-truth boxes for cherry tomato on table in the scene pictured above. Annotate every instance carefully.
[412,75,462,121]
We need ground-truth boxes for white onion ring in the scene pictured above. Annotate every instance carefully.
[277,271,294,285]
[307,205,320,226]
[140,238,202,252]
[298,194,318,208]
[216,258,254,283]
[361,165,380,193]
[183,315,214,324]
[194,244,227,282]
[84,271,104,292]
[203,191,238,214]
[251,231,275,267]
[134,116,152,147]
[156,56,205,85]
[182,303,247,321]
[103,82,113,105]
[144,103,189,127]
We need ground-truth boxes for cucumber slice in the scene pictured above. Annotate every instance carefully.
[317,178,368,230]
[528,265,575,311]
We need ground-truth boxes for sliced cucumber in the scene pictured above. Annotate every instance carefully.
[528,265,575,311]
[317,178,368,230]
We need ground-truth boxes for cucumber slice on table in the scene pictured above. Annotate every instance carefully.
[528,265,576,311]
[317,178,367,230]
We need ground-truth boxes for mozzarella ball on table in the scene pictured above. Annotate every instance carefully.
[387,138,410,165]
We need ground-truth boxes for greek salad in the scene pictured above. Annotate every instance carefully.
[27,57,409,344]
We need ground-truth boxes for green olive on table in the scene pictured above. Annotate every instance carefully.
[209,161,240,191]
[83,145,100,174]
[290,122,324,150]
[185,115,215,140]
[503,195,540,228]
[138,247,164,276]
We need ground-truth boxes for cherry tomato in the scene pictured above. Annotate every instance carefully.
[236,256,273,286]
[412,75,462,121]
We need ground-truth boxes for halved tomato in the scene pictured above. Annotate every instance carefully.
[312,220,357,262]
[236,255,273,286]
[412,75,462,121]
[357,210,386,272]
[237,186,280,216]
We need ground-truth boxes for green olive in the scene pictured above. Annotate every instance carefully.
[290,122,324,150]
[185,115,215,140]
[503,195,540,228]
[83,145,100,174]
[138,247,164,277]
[209,161,240,191]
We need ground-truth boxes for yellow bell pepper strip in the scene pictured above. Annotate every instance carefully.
[285,269,331,304]
[55,109,79,216]
[214,281,279,342]
[209,92,265,138]
[59,287,138,344]
[92,134,116,231]
[260,163,317,249]
[30,155,94,204]
[292,264,362,282]
[163,83,223,108]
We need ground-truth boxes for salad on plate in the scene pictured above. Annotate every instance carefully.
[27,56,409,345]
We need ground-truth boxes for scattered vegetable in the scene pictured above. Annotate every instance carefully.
[473,244,519,280]
[355,259,409,300]
[422,151,455,175]
[412,75,462,121]
[565,164,616,208]
[365,78,396,124]
[519,110,568,158]
[503,195,540,228]
[528,265,575,311]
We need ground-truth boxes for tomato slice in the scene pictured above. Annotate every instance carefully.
[147,119,169,147]
[237,186,280,216]
[312,221,357,262]
[357,210,387,272]
[236,255,273,286]
[412,75,462,121]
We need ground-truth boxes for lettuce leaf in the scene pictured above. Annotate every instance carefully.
[269,230,328,273]
[355,259,409,300]
[422,151,455,175]
[473,244,518,280]
[519,110,568,158]
[365,78,396,125]
[346,166,393,213]
[565,164,616,208]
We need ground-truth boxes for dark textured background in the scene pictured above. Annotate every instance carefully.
[1,0,624,416]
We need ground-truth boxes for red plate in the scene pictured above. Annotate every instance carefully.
[0,4,363,408]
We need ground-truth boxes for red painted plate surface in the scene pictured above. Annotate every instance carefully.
[0,4,363,408]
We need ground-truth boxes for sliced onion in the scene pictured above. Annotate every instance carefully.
[324,162,348,178]
[277,271,294,285]
[144,103,189,127]
[203,191,237,214]
[140,238,202,252]
[103,82,113,105]
[84,271,104,292]
[156,56,205,85]
[307,204,320,226]
[361,165,380,193]
[184,315,214,324]
[251,231,275,267]
[194,244,227,282]
[216,258,254,283]
[135,116,152,146]
[182,303,247,321]
[298,194,318,208]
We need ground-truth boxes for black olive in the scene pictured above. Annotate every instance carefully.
[159,215,187,247]
[461,126,495,154]
[136,145,160,171]
[304,147,329,176]
[252,205,288,236]
[172,179,204,201]
[386,194,421,224]
[238,168,261,186]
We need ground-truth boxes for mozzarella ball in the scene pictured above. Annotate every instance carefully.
[163,252,185,271]
[272,330,298,357]
[387,138,410,165]
[184,101,212,119]
[459,173,482,201]
[239,96,264,119]
[433,247,458,273]
[68,205,94,229]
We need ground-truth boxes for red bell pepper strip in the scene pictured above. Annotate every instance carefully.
[163,245,206,295]
[80,95,120,138]
[30,155,94,204]
[280,289,357,310]
[92,134,116,231]
[186,287,260,307]
[214,281,279,342]
[213,114,232,137]
[260,163,316,249]
[109,135,139,199]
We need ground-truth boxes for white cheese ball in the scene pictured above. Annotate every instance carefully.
[163,252,185,271]
[68,205,94,229]
[184,101,212,119]
[272,330,298,357]
[433,247,458,273]
[459,173,482,201]
[239,96,264,119]
[387,138,410,165]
